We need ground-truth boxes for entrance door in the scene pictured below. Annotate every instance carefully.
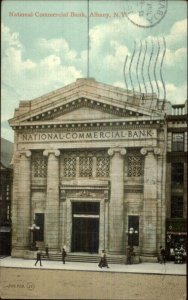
[72,202,100,253]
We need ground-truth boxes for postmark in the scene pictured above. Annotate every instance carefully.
[124,0,168,28]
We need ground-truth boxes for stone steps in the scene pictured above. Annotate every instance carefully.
[41,253,125,264]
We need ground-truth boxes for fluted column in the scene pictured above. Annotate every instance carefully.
[17,150,31,249]
[108,147,126,254]
[43,149,60,250]
[141,147,160,255]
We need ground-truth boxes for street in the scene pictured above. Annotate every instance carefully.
[0,262,186,300]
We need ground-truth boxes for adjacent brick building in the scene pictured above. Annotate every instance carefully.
[0,138,13,255]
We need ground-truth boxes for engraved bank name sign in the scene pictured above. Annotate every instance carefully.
[19,129,156,143]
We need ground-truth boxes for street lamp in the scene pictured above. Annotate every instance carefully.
[29,221,40,250]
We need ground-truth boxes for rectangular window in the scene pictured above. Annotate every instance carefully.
[171,196,183,218]
[72,202,100,215]
[35,213,44,241]
[172,133,184,152]
[128,215,139,246]
[171,163,184,186]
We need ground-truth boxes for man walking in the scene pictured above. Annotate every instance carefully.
[98,250,109,268]
[62,247,67,264]
[160,246,166,263]
[35,249,42,266]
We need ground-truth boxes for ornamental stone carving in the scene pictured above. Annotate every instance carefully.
[140,147,161,156]
[108,148,127,156]
[20,150,32,158]
[43,149,60,157]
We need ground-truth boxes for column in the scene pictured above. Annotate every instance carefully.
[17,151,31,249]
[141,147,160,255]
[43,149,60,250]
[108,147,126,254]
[99,200,105,252]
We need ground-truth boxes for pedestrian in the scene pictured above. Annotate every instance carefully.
[160,246,166,263]
[45,244,49,258]
[98,250,109,268]
[34,249,42,266]
[62,247,67,264]
[127,246,134,264]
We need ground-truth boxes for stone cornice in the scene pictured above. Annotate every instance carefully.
[9,92,164,126]
[11,117,164,131]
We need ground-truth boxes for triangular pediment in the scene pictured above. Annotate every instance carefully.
[54,106,125,121]
[9,78,164,127]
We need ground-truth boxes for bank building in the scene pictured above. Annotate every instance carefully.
[8,78,187,262]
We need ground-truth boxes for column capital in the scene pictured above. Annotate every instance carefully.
[108,147,127,157]
[140,147,161,156]
[43,149,60,157]
[20,150,32,158]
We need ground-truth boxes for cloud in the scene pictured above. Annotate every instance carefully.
[166,19,187,48]
[38,38,77,60]
[104,42,129,71]
[1,23,84,122]
[1,23,22,50]
[166,83,187,104]
[165,48,187,67]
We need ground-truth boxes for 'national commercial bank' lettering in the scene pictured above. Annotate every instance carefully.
[19,129,156,143]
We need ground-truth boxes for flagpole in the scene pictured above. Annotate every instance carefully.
[87,0,89,78]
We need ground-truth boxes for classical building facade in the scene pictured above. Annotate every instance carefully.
[8,78,187,261]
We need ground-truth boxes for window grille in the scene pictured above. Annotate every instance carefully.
[32,157,47,177]
[64,157,76,177]
[127,155,143,177]
[79,156,93,177]
[96,157,110,177]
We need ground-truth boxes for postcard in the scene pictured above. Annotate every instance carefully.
[1,1,187,299]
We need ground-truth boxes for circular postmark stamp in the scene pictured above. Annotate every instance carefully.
[125,0,168,28]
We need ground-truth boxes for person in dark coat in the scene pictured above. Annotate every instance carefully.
[35,250,42,266]
[62,247,67,264]
[160,246,166,263]
[45,244,49,258]
[127,246,134,264]
[98,250,109,268]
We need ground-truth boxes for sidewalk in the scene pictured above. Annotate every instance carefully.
[0,256,186,275]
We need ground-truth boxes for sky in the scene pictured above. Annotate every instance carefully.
[1,0,187,142]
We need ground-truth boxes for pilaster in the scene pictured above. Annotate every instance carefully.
[108,147,126,254]
[141,147,160,255]
[43,149,60,250]
[17,150,31,249]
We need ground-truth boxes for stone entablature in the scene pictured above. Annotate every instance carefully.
[18,128,157,143]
